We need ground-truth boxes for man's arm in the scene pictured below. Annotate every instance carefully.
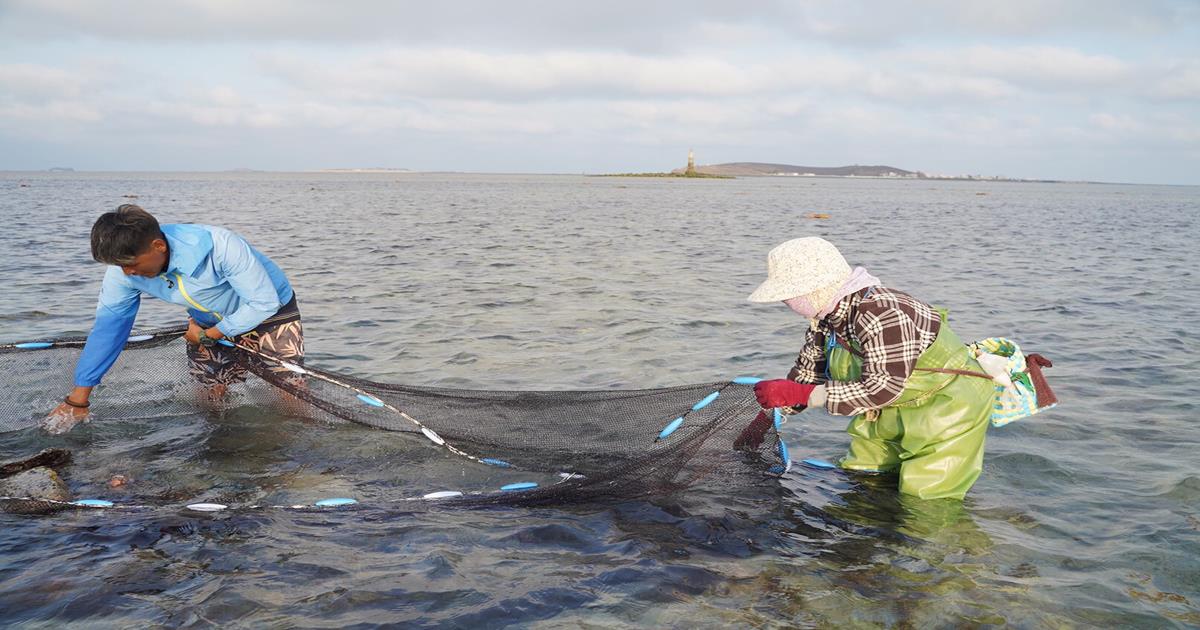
[74,266,141,390]
[211,231,282,338]
[46,267,140,432]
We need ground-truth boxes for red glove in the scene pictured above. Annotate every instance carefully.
[753,379,816,409]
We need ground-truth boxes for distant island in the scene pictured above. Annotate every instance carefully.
[597,150,1066,182]
[595,149,733,178]
[48,167,75,172]
[594,150,1083,182]
[675,162,915,178]
[317,168,412,173]
[673,160,1081,183]
[595,160,912,180]
[595,170,732,179]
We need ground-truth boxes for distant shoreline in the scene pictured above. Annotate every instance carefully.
[764,173,1105,184]
[1,170,1190,186]
[313,168,413,174]
[666,161,1118,184]
[589,172,1109,184]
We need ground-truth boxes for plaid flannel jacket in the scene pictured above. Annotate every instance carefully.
[785,287,941,417]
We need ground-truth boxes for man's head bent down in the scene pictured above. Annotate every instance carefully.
[90,204,168,278]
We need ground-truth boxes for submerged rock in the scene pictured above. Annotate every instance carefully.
[0,448,72,478]
[0,450,73,513]
[0,467,71,502]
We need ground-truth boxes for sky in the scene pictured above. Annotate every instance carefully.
[1,1,1198,184]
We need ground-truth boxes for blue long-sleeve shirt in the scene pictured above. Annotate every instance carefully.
[74,224,294,387]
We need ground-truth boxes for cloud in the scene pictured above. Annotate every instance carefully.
[901,46,1134,91]
[0,0,787,53]
[0,63,104,130]
[144,100,283,129]
[0,63,88,100]
[1153,61,1200,101]
[1089,112,1144,133]
[259,49,793,101]
[858,72,1017,103]
[0,2,1196,183]
[255,46,1039,108]
[3,0,1195,50]
[0,101,101,124]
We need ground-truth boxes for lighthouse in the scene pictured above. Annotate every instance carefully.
[685,149,696,176]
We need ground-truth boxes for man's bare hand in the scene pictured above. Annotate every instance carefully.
[185,318,204,345]
[43,401,90,435]
[185,318,225,346]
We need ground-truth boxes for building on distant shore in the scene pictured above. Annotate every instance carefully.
[685,149,696,176]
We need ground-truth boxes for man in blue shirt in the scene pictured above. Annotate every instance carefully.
[43,204,303,434]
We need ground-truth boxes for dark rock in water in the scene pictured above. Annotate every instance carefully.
[0,450,74,513]
[0,448,72,478]
[0,467,71,502]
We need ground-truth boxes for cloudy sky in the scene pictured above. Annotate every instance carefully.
[1,1,1198,184]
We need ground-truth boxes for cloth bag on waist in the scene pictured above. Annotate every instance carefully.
[968,337,1058,427]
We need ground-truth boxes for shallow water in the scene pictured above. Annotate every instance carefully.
[1,172,1198,627]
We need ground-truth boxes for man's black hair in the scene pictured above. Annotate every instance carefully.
[90,204,164,266]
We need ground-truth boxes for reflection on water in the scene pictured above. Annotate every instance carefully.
[1,172,1198,626]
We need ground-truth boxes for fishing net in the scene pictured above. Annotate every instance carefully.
[0,327,788,513]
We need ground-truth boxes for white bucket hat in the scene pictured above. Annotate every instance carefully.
[747,237,851,303]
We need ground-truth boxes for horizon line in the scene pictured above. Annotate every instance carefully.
[0,169,1194,187]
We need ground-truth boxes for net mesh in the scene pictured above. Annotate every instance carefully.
[0,327,785,511]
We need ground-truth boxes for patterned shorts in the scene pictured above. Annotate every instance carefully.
[187,300,304,388]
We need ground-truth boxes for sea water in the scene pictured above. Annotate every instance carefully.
[1,172,1197,627]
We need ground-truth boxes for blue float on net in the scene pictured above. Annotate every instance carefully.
[657,417,685,440]
[357,393,385,407]
[773,408,783,431]
[15,342,53,349]
[801,458,837,470]
[732,376,763,385]
[500,482,538,492]
[481,458,512,468]
[217,339,235,347]
[72,499,113,508]
[126,334,154,343]
[691,391,720,411]
[314,497,358,507]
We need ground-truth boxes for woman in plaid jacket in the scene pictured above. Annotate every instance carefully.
[748,237,997,500]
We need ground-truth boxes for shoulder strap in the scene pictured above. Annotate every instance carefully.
[832,330,866,358]
[913,366,992,379]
